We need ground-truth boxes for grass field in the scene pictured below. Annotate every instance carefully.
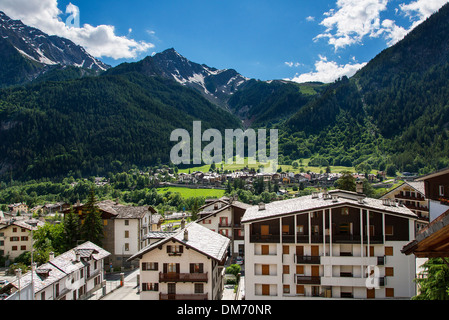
[178,157,359,174]
[156,186,225,198]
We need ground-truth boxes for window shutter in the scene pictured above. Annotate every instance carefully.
[179,246,184,253]
[166,245,171,253]
[199,263,204,273]
[176,263,180,273]
[163,263,168,274]
[190,264,194,273]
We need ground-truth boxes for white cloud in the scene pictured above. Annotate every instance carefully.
[288,55,367,83]
[315,0,389,50]
[315,0,448,49]
[285,61,301,68]
[306,16,315,22]
[0,0,154,60]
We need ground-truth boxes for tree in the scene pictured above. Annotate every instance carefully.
[413,258,449,300]
[336,171,356,192]
[81,188,104,246]
[63,205,81,250]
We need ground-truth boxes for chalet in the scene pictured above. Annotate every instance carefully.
[128,222,230,300]
[8,203,28,215]
[197,197,251,257]
[0,218,44,260]
[415,167,449,221]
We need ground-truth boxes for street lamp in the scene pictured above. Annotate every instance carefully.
[26,220,38,297]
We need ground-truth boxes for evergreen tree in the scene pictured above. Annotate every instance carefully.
[63,205,81,250]
[413,258,449,300]
[81,188,104,246]
[336,171,356,192]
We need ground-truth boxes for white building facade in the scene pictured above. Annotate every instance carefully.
[242,190,427,300]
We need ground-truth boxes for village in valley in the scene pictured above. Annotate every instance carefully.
[0,163,447,301]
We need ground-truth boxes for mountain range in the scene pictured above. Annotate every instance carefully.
[0,4,449,180]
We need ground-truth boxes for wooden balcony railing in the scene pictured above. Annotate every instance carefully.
[159,293,208,300]
[159,272,208,283]
[296,276,321,285]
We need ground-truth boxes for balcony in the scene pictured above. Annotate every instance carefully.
[395,194,425,201]
[295,255,321,264]
[159,293,208,300]
[296,276,321,285]
[250,234,280,243]
[159,272,208,283]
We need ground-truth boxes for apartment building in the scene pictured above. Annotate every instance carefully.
[242,189,428,300]
[7,241,110,300]
[0,219,44,260]
[66,200,160,268]
[128,222,230,300]
[197,197,250,256]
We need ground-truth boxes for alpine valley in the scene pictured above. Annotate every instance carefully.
[0,3,449,181]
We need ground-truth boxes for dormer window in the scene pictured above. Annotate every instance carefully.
[167,245,183,256]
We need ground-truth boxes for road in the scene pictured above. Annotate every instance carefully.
[100,269,140,300]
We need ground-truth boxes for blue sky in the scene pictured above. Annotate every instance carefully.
[1,0,448,82]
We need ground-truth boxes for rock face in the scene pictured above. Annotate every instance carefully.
[0,11,110,87]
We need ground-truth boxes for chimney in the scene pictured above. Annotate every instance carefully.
[356,181,364,194]
[180,218,186,229]
[49,251,55,261]
[258,203,266,211]
[75,251,80,262]
[184,229,189,241]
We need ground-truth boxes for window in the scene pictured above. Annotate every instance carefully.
[80,269,84,278]
[342,208,349,215]
[142,262,158,271]
[41,291,46,300]
[296,285,305,295]
[297,225,304,234]
[12,246,17,251]
[167,245,183,255]
[125,243,129,251]
[21,236,28,241]
[283,245,289,255]
[125,220,129,226]
[262,265,270,275]
[385,247,394,256]
[386,288,394,298]
[439,185,445,197]
[125,230,129,238]
[261,245,269,255]
[10,237,19,242]
[190,263,204,273]
[283,285,290,294]
[282,225,289,234]
[296,265,304,275]
[385,267,394,277]
[20,246,26,250]
[385,225,394,236]
[12,228,17,233]
[283,265,290,274]
[194,283,204,294]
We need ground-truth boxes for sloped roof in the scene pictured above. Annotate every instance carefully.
[242,190,418,223]
[128,222,230,262]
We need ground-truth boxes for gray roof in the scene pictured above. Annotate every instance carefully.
[143,231,176,241]
[242,190,418,223]
[381,181,426,199]
[9,241,110,295]
[128,222,230,262]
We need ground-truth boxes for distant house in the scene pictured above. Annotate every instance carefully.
[381,181,429,228]
[415,167,449,221]
[0,219,44,260]
[8,203,28,215]
[128,222,230,300]
[6,242,110,300]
